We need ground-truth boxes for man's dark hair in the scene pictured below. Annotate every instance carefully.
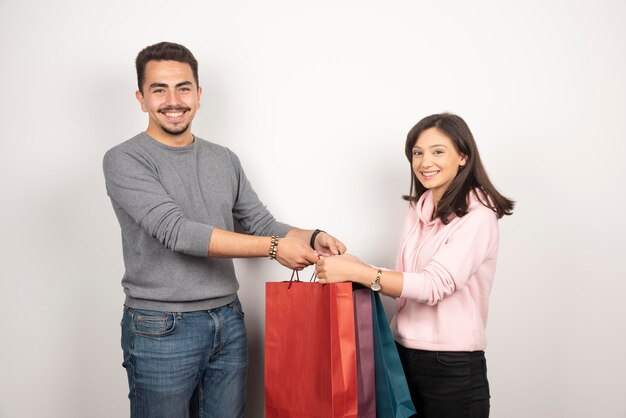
[135,42,199,94]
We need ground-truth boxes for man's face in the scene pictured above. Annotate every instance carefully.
[136,60,201,139]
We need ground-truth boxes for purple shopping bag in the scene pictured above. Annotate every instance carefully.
[353,286,376,418]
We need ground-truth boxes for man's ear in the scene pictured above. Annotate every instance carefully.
[135,90,147,112]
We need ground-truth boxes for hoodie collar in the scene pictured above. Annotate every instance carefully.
[416,190,437,225]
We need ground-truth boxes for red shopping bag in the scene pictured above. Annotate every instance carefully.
[265,280,358,418]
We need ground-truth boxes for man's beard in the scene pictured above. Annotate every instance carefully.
[161,122,190,136]
[158,106,191,136]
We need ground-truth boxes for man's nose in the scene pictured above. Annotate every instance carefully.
[165,90,180,105]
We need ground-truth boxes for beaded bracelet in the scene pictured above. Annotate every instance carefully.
[268,235,279,260]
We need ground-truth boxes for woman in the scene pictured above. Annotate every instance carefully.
[315,113,514,418]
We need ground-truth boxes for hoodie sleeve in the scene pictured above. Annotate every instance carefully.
[400,206,498,305]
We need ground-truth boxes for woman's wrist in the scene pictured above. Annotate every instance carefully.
[359,265,379,287]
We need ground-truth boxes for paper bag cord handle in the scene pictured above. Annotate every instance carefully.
[287,270,301,289]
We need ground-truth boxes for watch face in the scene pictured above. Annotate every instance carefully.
[370,282,381,292]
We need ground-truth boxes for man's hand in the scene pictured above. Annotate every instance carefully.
[313,232,347,256]
[284,228,347,257]
[275,237,320,270]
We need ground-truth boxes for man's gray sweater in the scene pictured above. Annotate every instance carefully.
[103,132,291,311]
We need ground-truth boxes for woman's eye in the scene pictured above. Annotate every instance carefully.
[433,149,444,155]
[412,151,422,156]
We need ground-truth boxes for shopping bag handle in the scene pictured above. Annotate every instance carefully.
[287,249,341,288]
[305,249,341,286]
[287,270,300,289]
[286,269,318,289]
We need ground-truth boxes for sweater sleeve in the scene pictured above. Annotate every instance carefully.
[103,146,213,257]
[227,150,292,237]
[400,207,498,305]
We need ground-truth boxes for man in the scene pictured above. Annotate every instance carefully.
[103,42,345,418]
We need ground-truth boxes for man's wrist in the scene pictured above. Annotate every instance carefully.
[268,235,279,260]
[309,229,325,249]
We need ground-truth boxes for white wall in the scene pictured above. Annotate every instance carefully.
[1,0,625,417]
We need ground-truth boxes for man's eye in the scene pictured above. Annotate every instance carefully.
[180,88,190,92]
[153,89,165,93]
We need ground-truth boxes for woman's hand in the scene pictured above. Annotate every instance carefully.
[315,254,375,285]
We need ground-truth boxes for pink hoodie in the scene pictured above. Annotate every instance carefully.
[391,190,499,352]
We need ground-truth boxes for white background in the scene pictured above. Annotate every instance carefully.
[1,0,625,417]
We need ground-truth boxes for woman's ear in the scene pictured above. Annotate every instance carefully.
[459,154,468,167]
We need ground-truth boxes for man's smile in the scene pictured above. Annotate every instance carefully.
[159,107,190,121]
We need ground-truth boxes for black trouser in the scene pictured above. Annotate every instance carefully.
[396,344,490,418]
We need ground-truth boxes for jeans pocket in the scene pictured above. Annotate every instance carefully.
[130,309,177,337]
[231,299,245,318]
[436,351,471,367]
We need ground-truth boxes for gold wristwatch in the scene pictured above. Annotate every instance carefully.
[370,269,382,292]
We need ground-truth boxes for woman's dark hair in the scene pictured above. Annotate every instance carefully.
[135,42,199,94]
[403,113,514,223]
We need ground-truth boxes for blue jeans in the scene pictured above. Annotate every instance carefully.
[121,299,248,418]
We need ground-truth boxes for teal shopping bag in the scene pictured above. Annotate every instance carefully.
[371,292,416,418]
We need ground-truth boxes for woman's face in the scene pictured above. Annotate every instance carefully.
[411,127,467,202]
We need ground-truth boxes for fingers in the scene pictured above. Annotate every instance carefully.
[315,257,329,284]
[276,238,320,270]
[327,238,347,256]
[315,233,347,256]
[287,258,316,270]
[327,239,346,256]
[305,249,320,264]
[315,268,328,284]
[290,252,318,270]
